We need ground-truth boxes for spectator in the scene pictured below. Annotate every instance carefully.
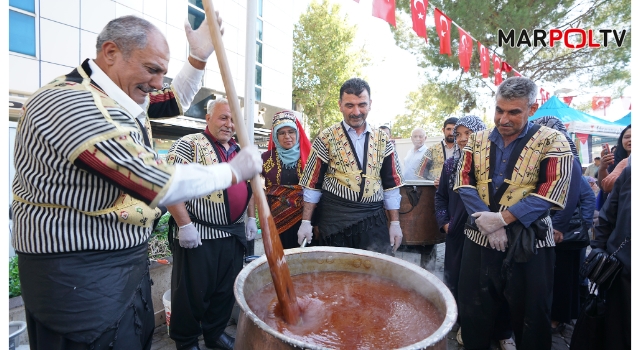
[584,157,600,177]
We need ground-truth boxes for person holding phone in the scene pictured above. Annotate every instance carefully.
[598,125,631,195]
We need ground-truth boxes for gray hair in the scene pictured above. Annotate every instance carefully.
[96,16,159,57]
[411,127,426,136]
[207,98,229,114]
[496,77,538,106]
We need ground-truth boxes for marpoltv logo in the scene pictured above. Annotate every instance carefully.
[497,29,627,48]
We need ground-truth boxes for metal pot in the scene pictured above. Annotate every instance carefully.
[234,247,457,349]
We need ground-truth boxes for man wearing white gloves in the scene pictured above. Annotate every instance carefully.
[12,14,262,350]
[298,78,405,255]
[453,77,573,350]
[166,98,258,350]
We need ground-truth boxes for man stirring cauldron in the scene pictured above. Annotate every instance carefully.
[454,77,573,350]
[11,14,262,350]
[298,78,405,254]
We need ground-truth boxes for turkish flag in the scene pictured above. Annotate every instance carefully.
[563,96,574,105]
[492,54,502,85]
[540,88,547,104]
[458,28,473,72]
[434,8,451,55]
[411,0,428,41]
[592,96,612,110]
[372,0,396,27]
[501,61,513,73]
[478,42,489,78]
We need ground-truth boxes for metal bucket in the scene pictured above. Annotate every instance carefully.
[234,247,457,349]
[399,180,444,246]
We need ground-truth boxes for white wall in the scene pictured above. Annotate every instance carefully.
[9,0,295,111]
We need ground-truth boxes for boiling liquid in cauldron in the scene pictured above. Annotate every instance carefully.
[247,271,444,349]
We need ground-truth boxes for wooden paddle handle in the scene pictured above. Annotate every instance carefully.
[201,0,301,325]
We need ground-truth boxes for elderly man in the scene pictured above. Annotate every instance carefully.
[165,98,255,350]
[11,15,262,350]
[298,78,405,254]
[453,77,573,350]
[584,156,600,177]
[416,117,458,184]
[403,127,427,180]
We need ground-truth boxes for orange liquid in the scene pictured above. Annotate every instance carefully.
[247,271,444,349]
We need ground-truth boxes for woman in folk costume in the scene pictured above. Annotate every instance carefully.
[532,116,595,334]
[260,110,311,248]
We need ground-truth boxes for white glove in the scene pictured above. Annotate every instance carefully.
[487,227,508,252]
[471,211,507,235]
[228,145,263,183]
[297,220,313,246]
[184,11,223,62]
[245,217,257,241]
[178,223,202,249]
[389,221,403,252]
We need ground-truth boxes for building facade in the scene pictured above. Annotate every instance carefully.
[8,0,295,135]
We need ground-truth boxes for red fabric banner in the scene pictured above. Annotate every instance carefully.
[592,96,611,110]
[411,0,428,41]
[562,96,574,105]
[372,0,396,27]
[434,8,451,55]
[540,88,547,104]
[492,54,502,85]
[458,28,472,72]
[478,42,489,78]
[501,61,513,73]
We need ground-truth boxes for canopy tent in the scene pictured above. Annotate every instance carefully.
[530,96,625,138]
[613,112,631,126]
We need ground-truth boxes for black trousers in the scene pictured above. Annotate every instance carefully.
[550,248,581,323]
[443,224,466,303]
[604,271,631,349]
[458,237,555,350]
[319,217,392,255]
[24,275,155,350]
[169,236,244,349]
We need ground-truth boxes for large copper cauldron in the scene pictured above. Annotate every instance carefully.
[234,247,457,349]
[399,180,443,246]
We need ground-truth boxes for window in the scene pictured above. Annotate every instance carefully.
[9,0,36,56]
[254,0,264,102]
[187,0,204,30]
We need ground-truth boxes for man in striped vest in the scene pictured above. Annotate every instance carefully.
[11,15,262,350]
[164,98,254,350]
[298,78,405,255]
[453,77,573,350]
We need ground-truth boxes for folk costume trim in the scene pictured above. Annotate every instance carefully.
[166,133,250,240]
[12,60,178,253]
[454,125,573,248]
[415,140,449,180]
[299,122,403,203]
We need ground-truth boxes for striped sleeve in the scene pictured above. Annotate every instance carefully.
[166,136,196,165]
[381,140,404,190]
[529,132,573,209]
[414,145,433,179]
[146,85,182,119]
[453,133,477,191]
[27,88,175,208]
[299,135,329,190]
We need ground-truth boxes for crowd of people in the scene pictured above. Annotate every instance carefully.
[10,10,631,350]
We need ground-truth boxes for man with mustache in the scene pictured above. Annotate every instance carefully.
[415,117,459,186]
[298,78,405,254]
[165,98,254,350]
[11,15,262,350]
[453,77,573,350]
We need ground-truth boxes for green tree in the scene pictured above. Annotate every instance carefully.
[392,0,631,112]
[293,0,368,138]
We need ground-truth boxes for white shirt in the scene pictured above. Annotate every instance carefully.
[303,121,401,210]
[87,59,234,207]
[403,144,427,181]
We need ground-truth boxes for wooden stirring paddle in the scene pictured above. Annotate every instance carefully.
[201,0,301,325]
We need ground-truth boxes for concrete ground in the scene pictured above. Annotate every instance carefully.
[151,238,574,349]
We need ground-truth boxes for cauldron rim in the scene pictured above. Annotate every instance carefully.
[234,246,458,350]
